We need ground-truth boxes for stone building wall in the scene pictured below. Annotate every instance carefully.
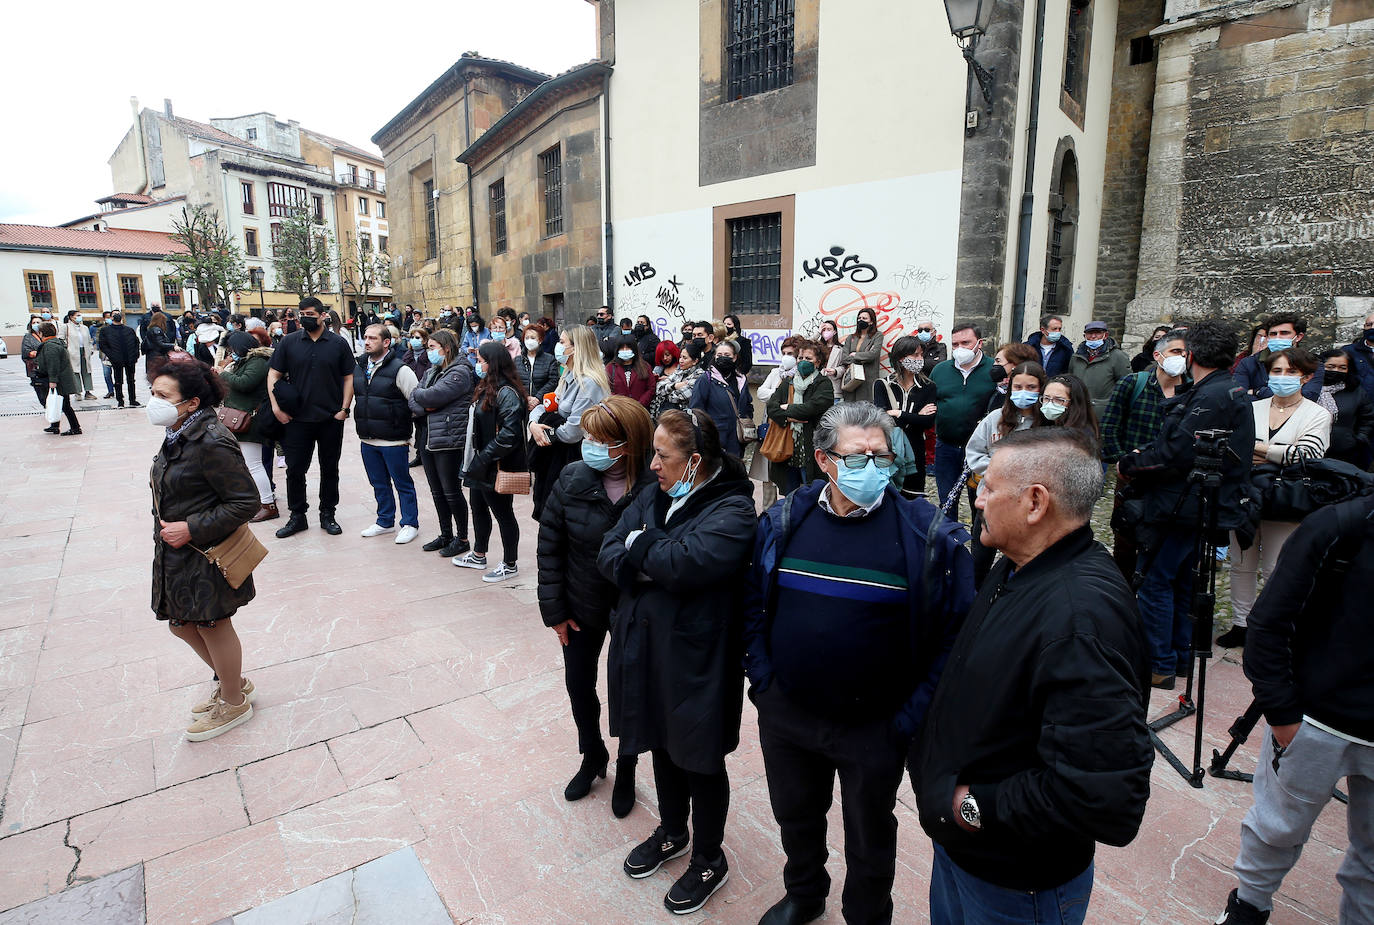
[1127,0,1374,348]
[1092,0,1166,337]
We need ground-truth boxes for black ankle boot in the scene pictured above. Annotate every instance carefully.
[611,755,638,818]
[564,744,610,802]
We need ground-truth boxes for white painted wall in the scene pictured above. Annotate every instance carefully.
[1,251,183,343]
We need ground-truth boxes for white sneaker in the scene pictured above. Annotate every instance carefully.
[360,523,396,538]
[453,551,488,569]
[395,525,420,544]
[482,562,519,583]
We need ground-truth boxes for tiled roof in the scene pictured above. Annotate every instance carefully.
[301,127,381,163]
[172,116,261,149]
[96,192,157,205]
[0,224,186,258]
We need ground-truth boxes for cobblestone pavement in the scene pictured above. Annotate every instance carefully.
[0,357,1346,924]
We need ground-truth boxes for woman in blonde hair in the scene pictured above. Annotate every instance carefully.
[529,324,610,518]
[537,395,656,817]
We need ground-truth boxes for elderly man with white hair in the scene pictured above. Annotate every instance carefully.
[911,427,1153,925]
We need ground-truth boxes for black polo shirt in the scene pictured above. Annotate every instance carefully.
[268,328,355,422]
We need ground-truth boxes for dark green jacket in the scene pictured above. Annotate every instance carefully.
[765,373,834,482]
[36,338,79,396]
[219,348,274,443]
[929,354,996,446]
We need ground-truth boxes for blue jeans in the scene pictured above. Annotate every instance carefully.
[360,443,419,528]
[930,844,1093,924]
[1135,528,1197,676]
[934,439,966,510]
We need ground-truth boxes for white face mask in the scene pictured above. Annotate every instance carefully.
[1158,354,1188,378]
[524,338,540,351]
[145,396,186,428]
[952,346,978,367]
[779,355,797,372]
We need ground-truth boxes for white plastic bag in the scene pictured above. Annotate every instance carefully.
[45,390,62,424]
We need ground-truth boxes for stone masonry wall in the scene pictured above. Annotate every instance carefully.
[1126,0,1374,349]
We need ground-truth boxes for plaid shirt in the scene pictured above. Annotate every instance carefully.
[1100,372,1172,462]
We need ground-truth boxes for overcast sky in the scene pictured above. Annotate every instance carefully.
[0,0,597,226]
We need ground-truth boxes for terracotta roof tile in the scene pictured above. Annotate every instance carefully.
[301,127,381,163]
[0,224,186,257]
[172,116,261,149]
[97,192,157,205]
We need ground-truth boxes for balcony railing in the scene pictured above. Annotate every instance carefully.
[338,172,386,194]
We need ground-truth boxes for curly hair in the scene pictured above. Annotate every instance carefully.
[149,355,227,408]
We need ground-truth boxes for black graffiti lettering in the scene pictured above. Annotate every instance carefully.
[623,262,657,287]
[801,246,877,284]
[667,275,681,294]
[656,285,684,320]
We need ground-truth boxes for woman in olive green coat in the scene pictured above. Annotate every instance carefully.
[34,323,81,435]
[216,331,278,520]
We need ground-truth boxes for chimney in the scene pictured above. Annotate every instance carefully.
[164,98,174,118]
[131,97,149,195]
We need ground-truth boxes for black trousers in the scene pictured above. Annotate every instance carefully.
[757,685,906,925]
[653,749,729,863]
[32,380,48,408]
[419,446,470,540]
[282,418,345,516]
[261,441,276,492]
[470,485,518,564]
[111,363,137,404]
[563,623,608,754]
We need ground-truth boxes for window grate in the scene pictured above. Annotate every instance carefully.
[27,272,53,309]
[539,147,563,237]
[727,213,782,315]
[119,275,143,310]
[75,274,98,308]
[726,0,795,101]
[1045,216,1065,311]
[423,180,438,261]
[161,277,182,308]
[490,179,507,255]
[1064,5,1087,99]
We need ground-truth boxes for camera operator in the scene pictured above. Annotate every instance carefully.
[1117,320,1255,689]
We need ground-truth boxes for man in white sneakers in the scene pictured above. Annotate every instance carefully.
[353,324,422,544]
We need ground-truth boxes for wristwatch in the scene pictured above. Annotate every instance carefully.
[958,792,982,831]
[339,408,351,418]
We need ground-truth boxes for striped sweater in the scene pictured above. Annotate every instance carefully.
[1253,397,1333,465]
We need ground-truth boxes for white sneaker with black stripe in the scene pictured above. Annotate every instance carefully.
[482,562,518,583]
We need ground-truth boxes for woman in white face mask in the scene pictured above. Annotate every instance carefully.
[148,357,262,742]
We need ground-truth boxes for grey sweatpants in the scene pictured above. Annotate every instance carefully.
[1235,721,1374,923]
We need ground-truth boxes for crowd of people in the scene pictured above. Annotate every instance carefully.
[36,293,1368,923]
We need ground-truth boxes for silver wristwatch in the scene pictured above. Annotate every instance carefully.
[959,792,982,830]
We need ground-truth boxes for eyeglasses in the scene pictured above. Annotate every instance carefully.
[826,451,897,470]
[917,327,934,334]
[1041,395,1071,408]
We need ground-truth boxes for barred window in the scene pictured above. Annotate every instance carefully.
[726,213,782,315]
[423,180,438,261]
[267,181,308,217]
[74,274,99,309]
[538,147,564,238]
[161,276,182,309]
[26,271,54,310]
[726,0,795,101]
[118,274,143,311]
[489,179,507,255]
[1063,1,1091,103]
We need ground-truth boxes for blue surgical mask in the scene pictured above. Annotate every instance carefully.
[1046,331,1062,342]
[1085,338,1105,350]
[917,331,933,343]
[1268,375,1301,397]
[426,348,443,366]
[617,349,635,362]
[834,458,889,508]
[667,456,701,498]
[41,312,51,320]
[581,439,616,471]
[554,343,567,361]
[1041,402,1067,421]
[474,365,487,379]
[490,332,506,342]
[1010,390,1039,409]
[409,337,423,349]
[1267,338,1293,352]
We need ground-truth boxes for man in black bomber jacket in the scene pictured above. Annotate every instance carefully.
[911,428,1152,924]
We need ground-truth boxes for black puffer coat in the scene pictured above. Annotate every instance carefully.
[99,323,140,366]
[408,361,474,452]
[464,385,529,489]
[150,413,260,623]
[515,351,559,405]
[597,458,756,772]
[537,459,656,632]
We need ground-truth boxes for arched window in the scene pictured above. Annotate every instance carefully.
[1043,144,1079,314]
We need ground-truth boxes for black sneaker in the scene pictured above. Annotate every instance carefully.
[421,534,452,552]
[1216,625,1247,648]
[664,853,729,915]
[623,826,689,879]
[440,538,471,558]
[128,400,142,408]
[1214,889,1269,924]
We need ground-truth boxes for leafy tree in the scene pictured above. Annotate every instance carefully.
[271,207,335,298]
[339,232,392,319]
[166,204,249,308]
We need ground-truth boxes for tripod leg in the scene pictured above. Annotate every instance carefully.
[1210,700,1266,778]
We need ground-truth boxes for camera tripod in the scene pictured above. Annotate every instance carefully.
[1207,699,1351,804]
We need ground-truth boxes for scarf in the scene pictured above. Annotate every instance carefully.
[1317,384,1341,418]
[791,367,819,395]
[165,408,206,445]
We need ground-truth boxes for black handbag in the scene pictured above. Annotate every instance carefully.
[1253,458,1374,521]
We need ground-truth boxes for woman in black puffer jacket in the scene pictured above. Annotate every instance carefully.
[408,328,474,557]
[537,395,656,817]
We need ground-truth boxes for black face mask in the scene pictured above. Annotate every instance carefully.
[1364,329,1374,344]
[693,337,707,351]
[633,324,647,337]
[989,365,1008,384]
[714,356,736,377]
[300,316,321,332]
[1324,370,1348,388]
[856,318,870,331]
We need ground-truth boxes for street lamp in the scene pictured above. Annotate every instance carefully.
[944,0,996,126]
[250,268,265,317]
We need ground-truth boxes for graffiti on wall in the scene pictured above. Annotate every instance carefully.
[623,262,657,287]
[618,259,705,340]
[800,246,879,285]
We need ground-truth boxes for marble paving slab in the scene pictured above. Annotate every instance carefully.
[0,864,143,925]
[232,846,450,925]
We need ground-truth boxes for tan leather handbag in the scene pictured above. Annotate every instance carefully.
[194,525,268,590]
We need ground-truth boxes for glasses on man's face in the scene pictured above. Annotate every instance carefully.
[917,327,934,334]
[826,450,897,470]
[1042,395,1071,408]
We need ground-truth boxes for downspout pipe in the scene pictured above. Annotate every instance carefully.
[601,72,614,314]
[462,73,480,311]
[1009,0,1049,342]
